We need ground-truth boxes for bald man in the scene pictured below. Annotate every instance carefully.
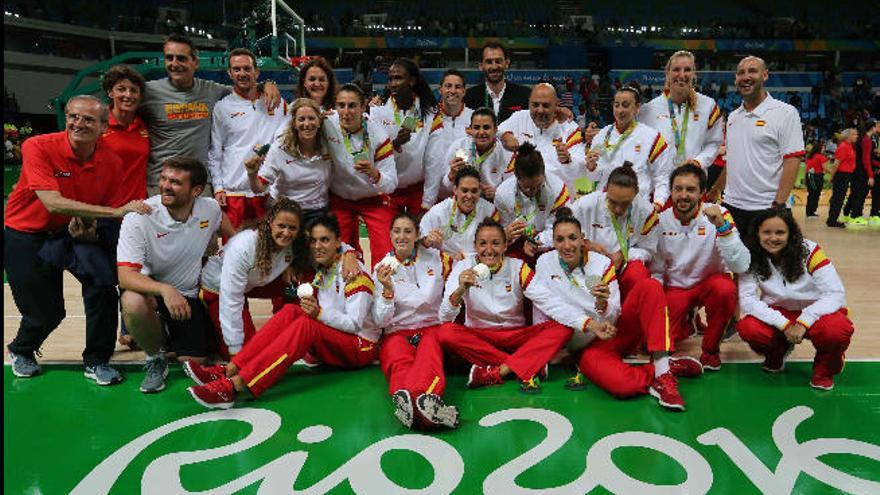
[714,56,804,234]
[498,83,587,195]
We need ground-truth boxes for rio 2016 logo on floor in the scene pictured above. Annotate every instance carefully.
[72,405,880,494]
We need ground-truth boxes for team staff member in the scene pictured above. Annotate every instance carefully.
[494,143,571,261]
[184,215,380,409]
[370,58,437,214]
[439,108,513,201]
[139,34,281,194]
[463,41,531,124]
[372,213,456,429]
[101,64,150,206]
[526,211,704,411]
[715,56,804,234]
[118,157,235,394]
[570,164,660,300]
[423,70,475,207]
[296,57,337,112]
[324,84,398,267]
[826,129,858,228]
[5,95,150,383]
[399,220,572,429]
[638,51,723,171]
[248,98,333,226]
[650,165,751,370]
[499,83,587,195]
[737,208,854,390]
[208,48,288,230]
[804,142,828,218]
[587,87,673,209]
[420,167,499,260]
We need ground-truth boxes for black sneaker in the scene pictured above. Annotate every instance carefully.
[8,350,41,378]
[826,221,846,228]
[391,389,414,428]
[415,393,460,429]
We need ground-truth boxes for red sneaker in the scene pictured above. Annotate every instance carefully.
[810,375,834,391]
[182,360,226,386]
[699,352,722,371]
[762,344,794,374]
[649,372,686,411]
[670,356,704,377]
[467,365,503,389]
[187,377,236,409]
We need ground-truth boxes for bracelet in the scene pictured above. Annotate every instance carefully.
[716,220,732,235]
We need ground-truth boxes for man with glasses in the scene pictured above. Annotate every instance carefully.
[5,95,151,383]
[139,34,281,195]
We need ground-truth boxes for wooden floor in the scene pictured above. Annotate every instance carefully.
[4,203,879,363]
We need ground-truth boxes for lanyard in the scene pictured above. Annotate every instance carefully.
[602,121,636,155]
[471,141,495,167]
[606,201,631,262]
[392,97,419,128]
[312,262,338,290]
[513,187,543,225]
[667,96,690,161]
[558,251,586,288]
[446,201,477,238]
[342,119,370,157]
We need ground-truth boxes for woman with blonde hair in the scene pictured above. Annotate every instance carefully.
[246,98,333,225]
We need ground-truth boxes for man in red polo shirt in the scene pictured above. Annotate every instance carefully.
[4,95,150,383]
[826,128,858,228]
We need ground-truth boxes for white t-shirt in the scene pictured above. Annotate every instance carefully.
[257,138,332,210]
[724,93,805,210]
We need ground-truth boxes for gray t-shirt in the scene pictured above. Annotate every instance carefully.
[139,77,230,186]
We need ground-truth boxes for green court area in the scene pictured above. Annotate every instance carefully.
[4,362,880,494]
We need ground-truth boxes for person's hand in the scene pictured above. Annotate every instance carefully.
[653,201,664,213]
[590,282,610,313]
[392,128,412,150]
[717,144,727,157]
[586,149,601,171]
[784,322,807,344]
[501,132,519,152]
[214,190,227,207]
[703,204,726,227]
[261,81,282,111]
[421,229,444,249]
[583,122,600,145]
[282,265,298,286]
[869,177,875,188]
[555,106,574,123]
[555,140,571,164]
[117,200,152,217]
[160,285,191,321]
[681,158,701,168]
[480,183,496,200]
[505,218,527,241]
[376,263,395,292]
[341,251,360,281]
[68,217,99,242]
[448,156,466,182]
[368,94,383,107]
[588,320,617,340]
[458,268,478,290]
[585,240,610,257]
[244,155,265,174]
[610,251,624,272]
[353,158,379,182]
[300,296,320,318]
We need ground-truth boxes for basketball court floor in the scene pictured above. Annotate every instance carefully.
[5,204,880,494]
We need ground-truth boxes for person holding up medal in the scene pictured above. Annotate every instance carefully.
[638,51,724,176]
[322,84,398,267]
[439,107,513,201]
[494,142,571,263]
[185,214,380,409]
[525,208,703,411]
[419,167,500,260]
[586,86,674,211]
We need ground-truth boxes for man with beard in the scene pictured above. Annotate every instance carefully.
[464,42,531,124]
[139,35,281,195]
[649,164,750,371]
[5,95,151,383]
[498,83,587,196]
[207,48,288,230]
[117,156,235,394]
[423,69,475,207]
[713,56,804,234]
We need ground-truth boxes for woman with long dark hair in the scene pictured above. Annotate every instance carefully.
[295,57,337,111]
[737,208,854,390]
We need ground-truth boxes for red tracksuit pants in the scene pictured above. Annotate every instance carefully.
[737,307,853,380]
[390,181,425,214]
[201,275,289,359]
[405,321,573,397]
[232,305,378,398]
[665,273,737,354]
[223,196,268,231]
[618,259,651,302]
[329,193,395,269]
[578,277,672,398]
[379,325,443,395]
